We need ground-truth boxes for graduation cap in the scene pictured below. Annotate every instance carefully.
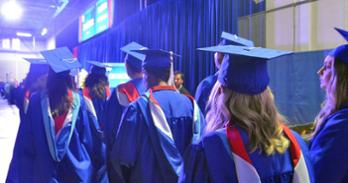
[87,61,122,74]
[87,60,109,75]
[220,31,254,47]
[329,44,348,65]
[121,42,148,72]
[335,27,348,42]
[41,47,81,73]
[197,45,292,95]
[24,58,47,65]
[328,28,348,65]
[132,49,181,70]
[23,58,49,78]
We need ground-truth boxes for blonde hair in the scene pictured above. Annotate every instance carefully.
[205,82,290,155]
[312,57,348,137]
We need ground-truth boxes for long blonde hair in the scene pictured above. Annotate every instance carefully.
[312,57,348,137]
[205,82,290,155]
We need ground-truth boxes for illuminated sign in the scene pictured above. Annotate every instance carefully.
[79,0,114,42]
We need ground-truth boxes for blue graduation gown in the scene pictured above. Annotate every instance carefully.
[6,91,102,183]
[89,94,109,130]
[104,78,146,181]
[194,72,218,116]
[180,127,314,183]
[82,88,109,183]
[104,78,146,149]
[7,89,36,183]
[110,86,205,183]
[309,106,348,183]
[13,86,26,122]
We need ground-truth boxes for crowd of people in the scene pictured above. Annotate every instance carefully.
[4,28,348,183]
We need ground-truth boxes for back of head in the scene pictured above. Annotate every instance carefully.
[91,66,107,76]
[40,47,80,117]
[200,45,293,155]
[84,72,109,100]
[121,42,147,77]
[47,68,75,117]
[23,64,49,91]
[137,49,179,88]
[206,82,289,155]
[144,67,171,88]
[334,56,348,106]
[125,54,143,74]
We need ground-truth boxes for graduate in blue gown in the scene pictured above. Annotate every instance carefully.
[109,49,205,183]
[195,31,254,116]
[82,61,112,182]
[104,42,147,181]
[14,58,48,122]
[180,45,314,183]
[7,59,48,183]
[84,61,111,129]
[309,28,348,183]
[7,47,102,183]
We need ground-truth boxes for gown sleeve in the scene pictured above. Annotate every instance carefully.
[309,113,348,183]
[179,143,210,183]
[109,103,141,182]
[77,94,107,182]
[6,94,37,183]
[104,90,124,149]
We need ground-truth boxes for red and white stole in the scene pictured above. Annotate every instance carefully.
[116,82,140,107]
[226,124,311,183]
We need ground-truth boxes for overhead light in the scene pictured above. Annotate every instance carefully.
[1,0,23,21]
[16,32,32,37]
[41,27,48,36]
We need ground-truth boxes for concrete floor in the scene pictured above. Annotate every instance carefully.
[0,98,20,183]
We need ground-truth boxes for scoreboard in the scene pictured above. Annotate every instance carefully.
[79,0,114,42]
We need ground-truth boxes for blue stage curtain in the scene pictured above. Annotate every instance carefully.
[77,0,242,94]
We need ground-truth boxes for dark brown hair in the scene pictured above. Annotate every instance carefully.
[144,68,171,86]
[47,68,75,118]
[84,73,109,100]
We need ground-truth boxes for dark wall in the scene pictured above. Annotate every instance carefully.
[55,19,79,50]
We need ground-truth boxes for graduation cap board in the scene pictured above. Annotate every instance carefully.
[121,42,148,72]
[132,49,181,70]
[23,58,49,77]
[23,58,47,64]
[87,60,110,68]
[121,42,148,61]
[220,31,254,47]
[328,28,348,65]
[197,45,292,95]
[87,60,125,75]
[86,60,108,75]
[41,47,81,73]
[335,27,348,42]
